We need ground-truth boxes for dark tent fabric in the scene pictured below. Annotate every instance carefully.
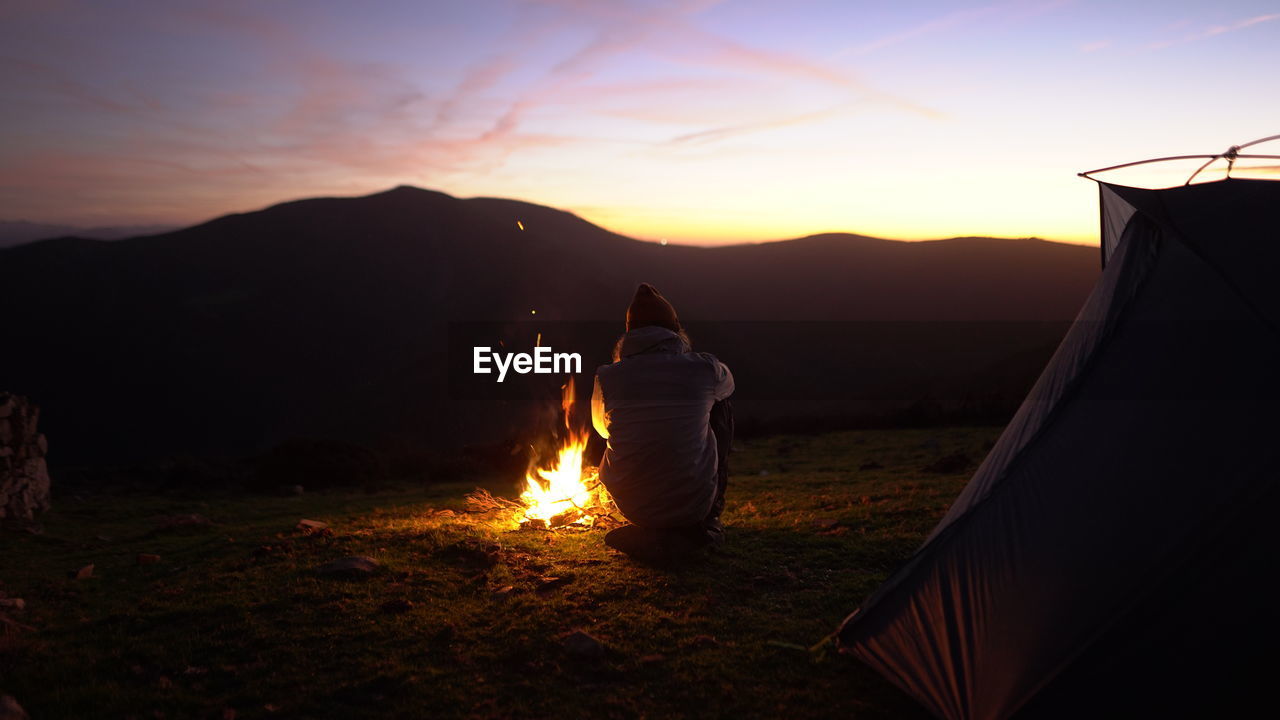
[836,178,1280,720]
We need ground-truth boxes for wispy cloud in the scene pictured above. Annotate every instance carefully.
[1147,13,1280,49]
[1206,13,1280,36]
[831,0,1071,58]
[0,0,945,224]
[832,5,1000,58]
[666,106,845,145]
[447,0,942,155]
[0,54,138,114]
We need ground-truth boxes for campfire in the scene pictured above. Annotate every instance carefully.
[468,377,615,530]
[519,378,613,529]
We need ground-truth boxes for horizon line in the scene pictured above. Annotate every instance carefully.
[5,183,1102,248]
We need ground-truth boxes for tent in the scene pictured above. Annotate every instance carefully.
[836,159,1280,719]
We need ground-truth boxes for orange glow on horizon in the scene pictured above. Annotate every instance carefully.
[564,203,1100,248]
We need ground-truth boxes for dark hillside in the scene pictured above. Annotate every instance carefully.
[0,186,1097,464]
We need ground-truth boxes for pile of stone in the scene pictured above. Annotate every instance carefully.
[0,393,51,522]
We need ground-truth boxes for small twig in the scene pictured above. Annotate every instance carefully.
[463,488,523,512]
[0,613,36,635]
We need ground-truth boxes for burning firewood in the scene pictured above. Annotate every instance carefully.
[462,378,618,532]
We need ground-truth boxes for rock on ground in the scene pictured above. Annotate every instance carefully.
[152,513,213,532]
[561,631,606,660]
[0,695,29,720]
[0,393,51,522]
[316,556,380,577]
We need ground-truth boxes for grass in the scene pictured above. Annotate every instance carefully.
[1,426,1000,720]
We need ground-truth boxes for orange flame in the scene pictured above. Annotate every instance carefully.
[519,378,609,525]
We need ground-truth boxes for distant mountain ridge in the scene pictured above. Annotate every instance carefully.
[0,185,1099,463]
[0,219,179,248]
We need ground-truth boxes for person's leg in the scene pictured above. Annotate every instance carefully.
[705,398,734,535]
[605,524,657,558]
[606,524,711,565]
[606,400,734,563]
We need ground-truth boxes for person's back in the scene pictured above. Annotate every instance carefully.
[595,326,730,526]
[592,283,734,562]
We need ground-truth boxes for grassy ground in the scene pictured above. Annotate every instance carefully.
[1,426,1000,720]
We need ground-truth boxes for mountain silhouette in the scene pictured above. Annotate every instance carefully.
[0,220,179,248]
[0,186,1097,464]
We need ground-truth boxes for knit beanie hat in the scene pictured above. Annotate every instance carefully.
[625,283,681,332]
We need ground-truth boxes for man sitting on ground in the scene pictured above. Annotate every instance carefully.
[592,283,734,564]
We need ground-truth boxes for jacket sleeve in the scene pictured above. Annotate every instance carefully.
[701,353,735,401]
[591,374,609,439]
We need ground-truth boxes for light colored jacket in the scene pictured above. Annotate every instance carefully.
[591,326,735,528]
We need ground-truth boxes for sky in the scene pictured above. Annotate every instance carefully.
[1,0,1278,245]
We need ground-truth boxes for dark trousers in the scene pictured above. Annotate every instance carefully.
[706,398,733,526]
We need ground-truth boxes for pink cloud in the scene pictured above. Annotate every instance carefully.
[1147,12,1280,49]
[1,0,942,225]
[666,106,844,145]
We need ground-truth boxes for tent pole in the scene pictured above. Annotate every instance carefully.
[1184,155,1222,186]
[1237,133,1280,150]
[1079,134,1280,181]
[1079,154,1280,182]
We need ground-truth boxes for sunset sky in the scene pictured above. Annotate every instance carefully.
[2,0,1278,245]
